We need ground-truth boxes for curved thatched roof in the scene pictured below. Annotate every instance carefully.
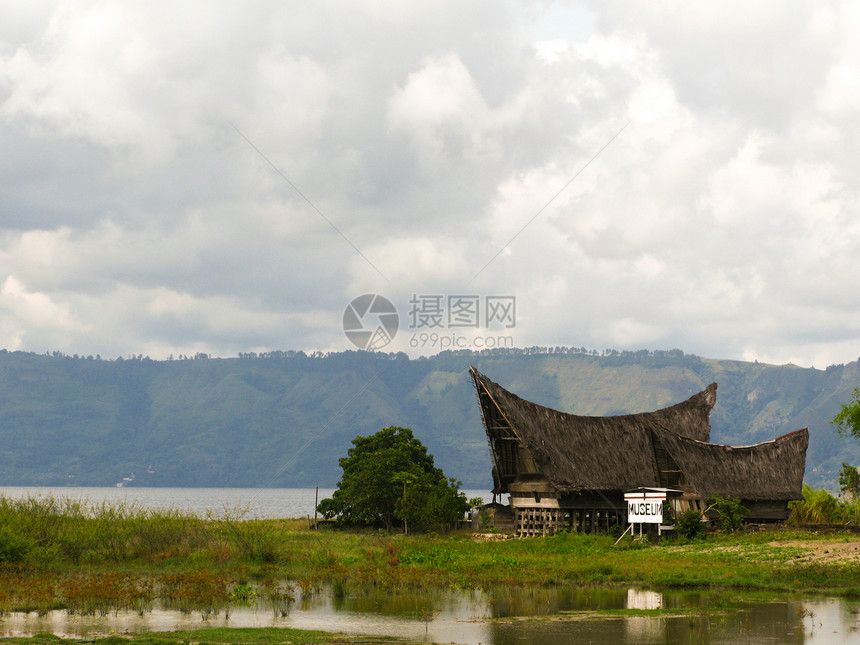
[470,367,717,493]
[654,427,808,501]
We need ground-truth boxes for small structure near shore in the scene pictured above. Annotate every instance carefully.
[470,367,808,537]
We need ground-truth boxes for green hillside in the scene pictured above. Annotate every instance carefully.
[1,348,858,490]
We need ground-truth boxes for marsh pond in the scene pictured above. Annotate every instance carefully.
[2,585,858,644]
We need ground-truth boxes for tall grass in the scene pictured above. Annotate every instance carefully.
[0,495,218,565]
[788,484,860,525]
[0,494,290,566]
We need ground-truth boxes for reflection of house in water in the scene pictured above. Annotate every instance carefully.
[470,367,808,537]
[627,588,663,610]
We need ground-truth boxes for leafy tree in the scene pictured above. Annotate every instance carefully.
[395,473,468,533]
[317,426,469,532]
[839,463,860,524]
[832,388,860,440]
[705,495,748,532]
[838,463,860,498]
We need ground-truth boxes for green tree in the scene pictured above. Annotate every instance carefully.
[705,495,748,532]
[838,463,860,497]
[316,426,468,532]
[395,473,468,533]
[839,463,860,524]
[832,388,860,440]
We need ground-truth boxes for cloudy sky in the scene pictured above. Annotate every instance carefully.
[1,1,858,367]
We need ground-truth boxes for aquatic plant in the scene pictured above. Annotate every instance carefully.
[159,571,231,617]
[228,583,257,603]
[260,580,295,617]
[59,572,156,617]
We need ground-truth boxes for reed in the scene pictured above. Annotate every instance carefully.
[159,571,231,617]
[260,579,295,617]
[0,495,222,565]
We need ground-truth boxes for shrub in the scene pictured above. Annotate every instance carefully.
[706,495,748,532]
[0,525,32,563]
[675,509,704,539]
[788,485,840,524]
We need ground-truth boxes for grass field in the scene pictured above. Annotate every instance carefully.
[3,494,860,620]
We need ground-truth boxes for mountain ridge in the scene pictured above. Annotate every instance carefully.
[1,347,858,490]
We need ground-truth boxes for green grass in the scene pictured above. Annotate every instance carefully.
[3,493,860,615]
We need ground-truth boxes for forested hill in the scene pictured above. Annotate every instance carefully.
[1,347,859,490]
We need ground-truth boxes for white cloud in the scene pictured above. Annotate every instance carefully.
[0,1,858,366]
[0,275,89,350]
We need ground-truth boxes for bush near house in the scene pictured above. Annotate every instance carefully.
[706,495,748,533]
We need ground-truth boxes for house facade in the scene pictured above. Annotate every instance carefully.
[470,367,808,536]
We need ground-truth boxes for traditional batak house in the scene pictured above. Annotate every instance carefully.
[470,367,808,537]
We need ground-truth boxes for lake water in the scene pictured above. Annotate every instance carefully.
[0,486,497,519]
[1,585,857,644]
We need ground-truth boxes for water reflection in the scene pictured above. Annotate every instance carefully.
[2,586,860,644]
[486,599,814,645]
[626,588,662,609]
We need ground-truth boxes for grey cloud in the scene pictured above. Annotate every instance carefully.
[0,1,858,367]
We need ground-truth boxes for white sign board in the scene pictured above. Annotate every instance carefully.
[624,491,666,524]
[626,499,664,523]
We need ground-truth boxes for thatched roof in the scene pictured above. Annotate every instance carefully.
[471,367,807,502]
[653,426,808,501]
[470,367,717,493]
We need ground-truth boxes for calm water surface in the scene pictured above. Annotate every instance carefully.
[1,586,857,644]
[0,486,498,519]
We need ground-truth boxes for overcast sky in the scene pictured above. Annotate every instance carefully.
[1,1,858,367]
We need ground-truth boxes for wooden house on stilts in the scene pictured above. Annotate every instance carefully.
[470,367,808,537]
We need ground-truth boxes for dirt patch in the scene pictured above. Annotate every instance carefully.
[666,539,860,565]
[771,540,860,564]
[472,532,513,541]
